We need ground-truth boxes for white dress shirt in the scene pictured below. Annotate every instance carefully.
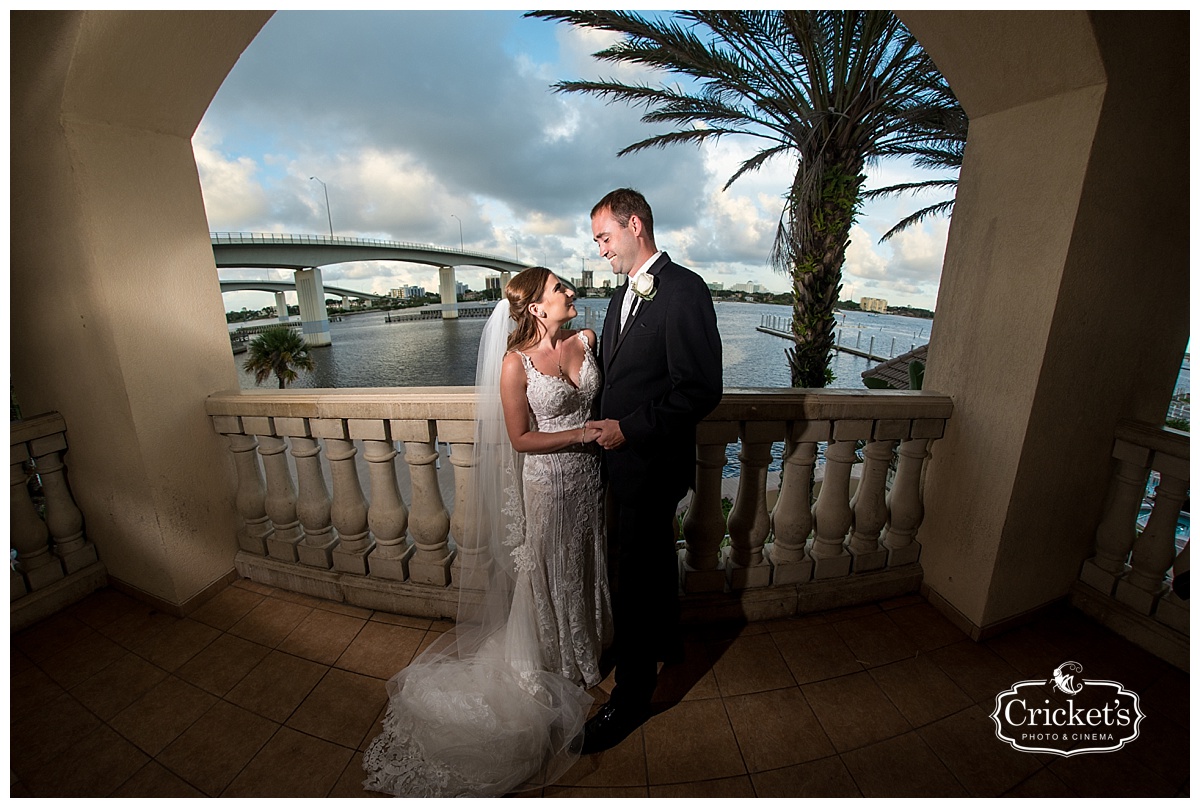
[620,251,662,332]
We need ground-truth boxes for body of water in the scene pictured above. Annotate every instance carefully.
[233,301,933,480]
[233,300,932,391]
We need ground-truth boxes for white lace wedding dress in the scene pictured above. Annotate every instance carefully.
[362,330,611,797]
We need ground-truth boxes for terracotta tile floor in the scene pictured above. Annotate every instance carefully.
[10,580,1190,797]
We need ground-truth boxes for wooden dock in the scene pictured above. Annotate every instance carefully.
[755,325,889,362]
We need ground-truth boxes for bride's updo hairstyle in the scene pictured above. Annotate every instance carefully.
[505,266,553,352]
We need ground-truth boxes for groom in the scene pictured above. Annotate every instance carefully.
[583,188,722,753]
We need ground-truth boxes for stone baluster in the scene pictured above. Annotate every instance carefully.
[1080,440,1151,595]
[1156,540,1190,632]
[726,421,780,589]
[882,418,944,566]
[848,435,896,573]
[441,421,487,592]
[244,416,303,562]
[399,420,453,586]
[213,417,273,555]
[28,430,96,574]
[10,446,63,593]
[1117,454,1189,614]
[316,419,373,575]
[680,422,736,593]
[767,423,820,585]
[812,420,871,578]
[358,421,412,583]
[282,423,336,569]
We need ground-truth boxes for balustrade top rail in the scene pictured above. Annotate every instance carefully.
[1115,418,1190,462]
[210,232,528,267]
[204,387,953,428]
[11,411,68,446]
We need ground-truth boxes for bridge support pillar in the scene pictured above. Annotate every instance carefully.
[274,291,289,322]
[438,266,458,320]
[500,270,512,290]
[295,267,332,347]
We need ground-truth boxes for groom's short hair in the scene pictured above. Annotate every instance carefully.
[592,188,655,241]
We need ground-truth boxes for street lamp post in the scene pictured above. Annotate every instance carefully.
[450,214,464,252]
[309,176,333,238]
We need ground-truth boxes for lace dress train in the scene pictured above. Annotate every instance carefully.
[362,331,611,797]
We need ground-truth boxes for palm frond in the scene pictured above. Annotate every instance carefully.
[876,199,956,242]
[862,178,960,200]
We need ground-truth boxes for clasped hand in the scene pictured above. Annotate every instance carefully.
[584,419,625,450]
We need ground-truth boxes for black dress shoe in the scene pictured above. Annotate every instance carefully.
[579,703,647,755]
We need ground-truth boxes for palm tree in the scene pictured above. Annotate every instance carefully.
[243,326,315,389]
[529,10,954,387]
[864,73,966,242]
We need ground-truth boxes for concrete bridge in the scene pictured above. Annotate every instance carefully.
[218,280,385,301]
[219,279,385,330]
[212,232,530,346]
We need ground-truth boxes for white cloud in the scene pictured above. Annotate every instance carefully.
[194,124,271,230]
[199,10,950,312]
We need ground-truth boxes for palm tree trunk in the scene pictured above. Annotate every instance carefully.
[787,159,865,388]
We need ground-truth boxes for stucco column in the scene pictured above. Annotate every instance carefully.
[439,266,458,320]
[275,291,289,322]
[295,267,332,347]
[900,11,1189,635]
[10,11,272,611]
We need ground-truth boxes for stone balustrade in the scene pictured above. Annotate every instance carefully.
[10,412,106,630]
[1078,420,1190,645]
[205,387,952,622]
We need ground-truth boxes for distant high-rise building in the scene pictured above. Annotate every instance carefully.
[731,281,768,294]
[707,281,724,291]
[861,297,888,313]
[582,269,593,289]
[484,276,503,292]
[390,285,426,299]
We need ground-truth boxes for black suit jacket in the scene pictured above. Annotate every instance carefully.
[598,252,723,499]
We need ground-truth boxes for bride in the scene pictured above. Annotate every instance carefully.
[362,267,613,797]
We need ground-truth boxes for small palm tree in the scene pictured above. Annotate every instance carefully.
[530,10,955,387]
[243,326,315,389]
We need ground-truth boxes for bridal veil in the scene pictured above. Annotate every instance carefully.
[362,299,591,797]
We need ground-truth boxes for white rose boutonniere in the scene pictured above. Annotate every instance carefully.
[631,271,657,301]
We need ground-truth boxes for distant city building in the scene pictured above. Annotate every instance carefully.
[390,285,426,300]
[456,281,469,297]
[484,276,503,293]
[602,279,612,289]
[707,282,724,291]
[581,269,593,289]
[731,281,768,294]
[861,296,889,313]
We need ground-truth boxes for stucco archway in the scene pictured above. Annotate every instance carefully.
[11,12,1189,626]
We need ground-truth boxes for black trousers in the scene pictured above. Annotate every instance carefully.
[606,487,684,711]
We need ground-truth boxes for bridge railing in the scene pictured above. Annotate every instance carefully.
[204,386,952,622]
[210,232,528,267]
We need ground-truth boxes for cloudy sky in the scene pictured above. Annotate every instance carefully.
[199,10,953,313]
